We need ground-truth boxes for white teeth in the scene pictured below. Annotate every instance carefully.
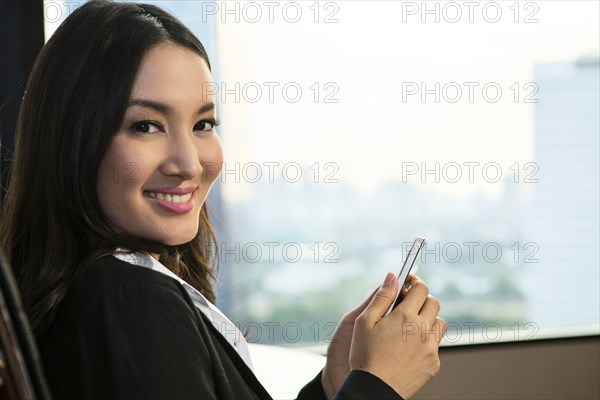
[144,191,192,203]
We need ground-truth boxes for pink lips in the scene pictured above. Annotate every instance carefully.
[144,187,196,214]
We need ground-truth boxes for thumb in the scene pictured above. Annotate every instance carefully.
[361,272,398,325]
[343,286,379,323]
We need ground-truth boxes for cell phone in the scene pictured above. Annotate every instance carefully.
[385,236,426,316]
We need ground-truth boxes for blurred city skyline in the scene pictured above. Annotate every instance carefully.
[43,1,600,200]
[41,1,600,343]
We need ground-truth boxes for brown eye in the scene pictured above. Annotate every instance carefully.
[130,121,162,134]
[194,119,220,132]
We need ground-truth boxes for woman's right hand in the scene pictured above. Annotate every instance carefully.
[349,273,446,399]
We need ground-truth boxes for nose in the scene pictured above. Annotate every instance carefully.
[159,128,202,181]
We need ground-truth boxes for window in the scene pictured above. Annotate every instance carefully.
[212,0,600,346]
[44,0,600,346]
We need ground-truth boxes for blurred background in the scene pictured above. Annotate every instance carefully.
[26,0,600,346]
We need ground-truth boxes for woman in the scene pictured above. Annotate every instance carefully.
[0,1,445,399]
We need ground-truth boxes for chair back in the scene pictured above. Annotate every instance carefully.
[0,252,52,400]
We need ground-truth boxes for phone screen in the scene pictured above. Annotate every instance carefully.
[385,236,425,316]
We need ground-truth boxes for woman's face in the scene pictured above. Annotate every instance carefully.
[97,42,223,245]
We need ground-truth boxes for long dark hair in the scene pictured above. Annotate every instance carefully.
[0,0,218,338]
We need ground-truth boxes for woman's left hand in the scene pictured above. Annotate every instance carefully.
[321,287,378,400]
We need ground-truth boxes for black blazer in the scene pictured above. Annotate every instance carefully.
[38,256,401,399]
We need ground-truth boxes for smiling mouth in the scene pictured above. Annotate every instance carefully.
[143,191,193,203]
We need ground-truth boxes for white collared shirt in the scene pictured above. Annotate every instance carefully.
[113,249,254,370]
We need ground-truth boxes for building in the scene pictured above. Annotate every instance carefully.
[530,55,600,329]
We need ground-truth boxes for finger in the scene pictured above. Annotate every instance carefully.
[404,273,417,286]
[418,295,441,327]
[393,273,417,303]
[397,276,413,300]
[343,286,379,322]
[405,274,422,286]
[398,277,429,312]
[431,317,447,344]
[360,272,398,326]
[356,286,381,314]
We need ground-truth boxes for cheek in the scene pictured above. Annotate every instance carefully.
[98,152,129,194]
[97,153,118,206]
[98,137,150,188]
[97,155,125,224]
[96,140,146,216]
[201,136,224,182]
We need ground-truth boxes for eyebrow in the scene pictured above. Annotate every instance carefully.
[127,98,215,115]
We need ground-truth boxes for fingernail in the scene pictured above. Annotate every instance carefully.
[383,272,394,287]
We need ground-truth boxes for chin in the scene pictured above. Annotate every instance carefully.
[162,237,195,246]
[160,230,198,246]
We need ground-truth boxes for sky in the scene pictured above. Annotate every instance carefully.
[214,0,599,200]
[43,1,600,200]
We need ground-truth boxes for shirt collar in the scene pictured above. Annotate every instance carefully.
[112,248,211,310]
